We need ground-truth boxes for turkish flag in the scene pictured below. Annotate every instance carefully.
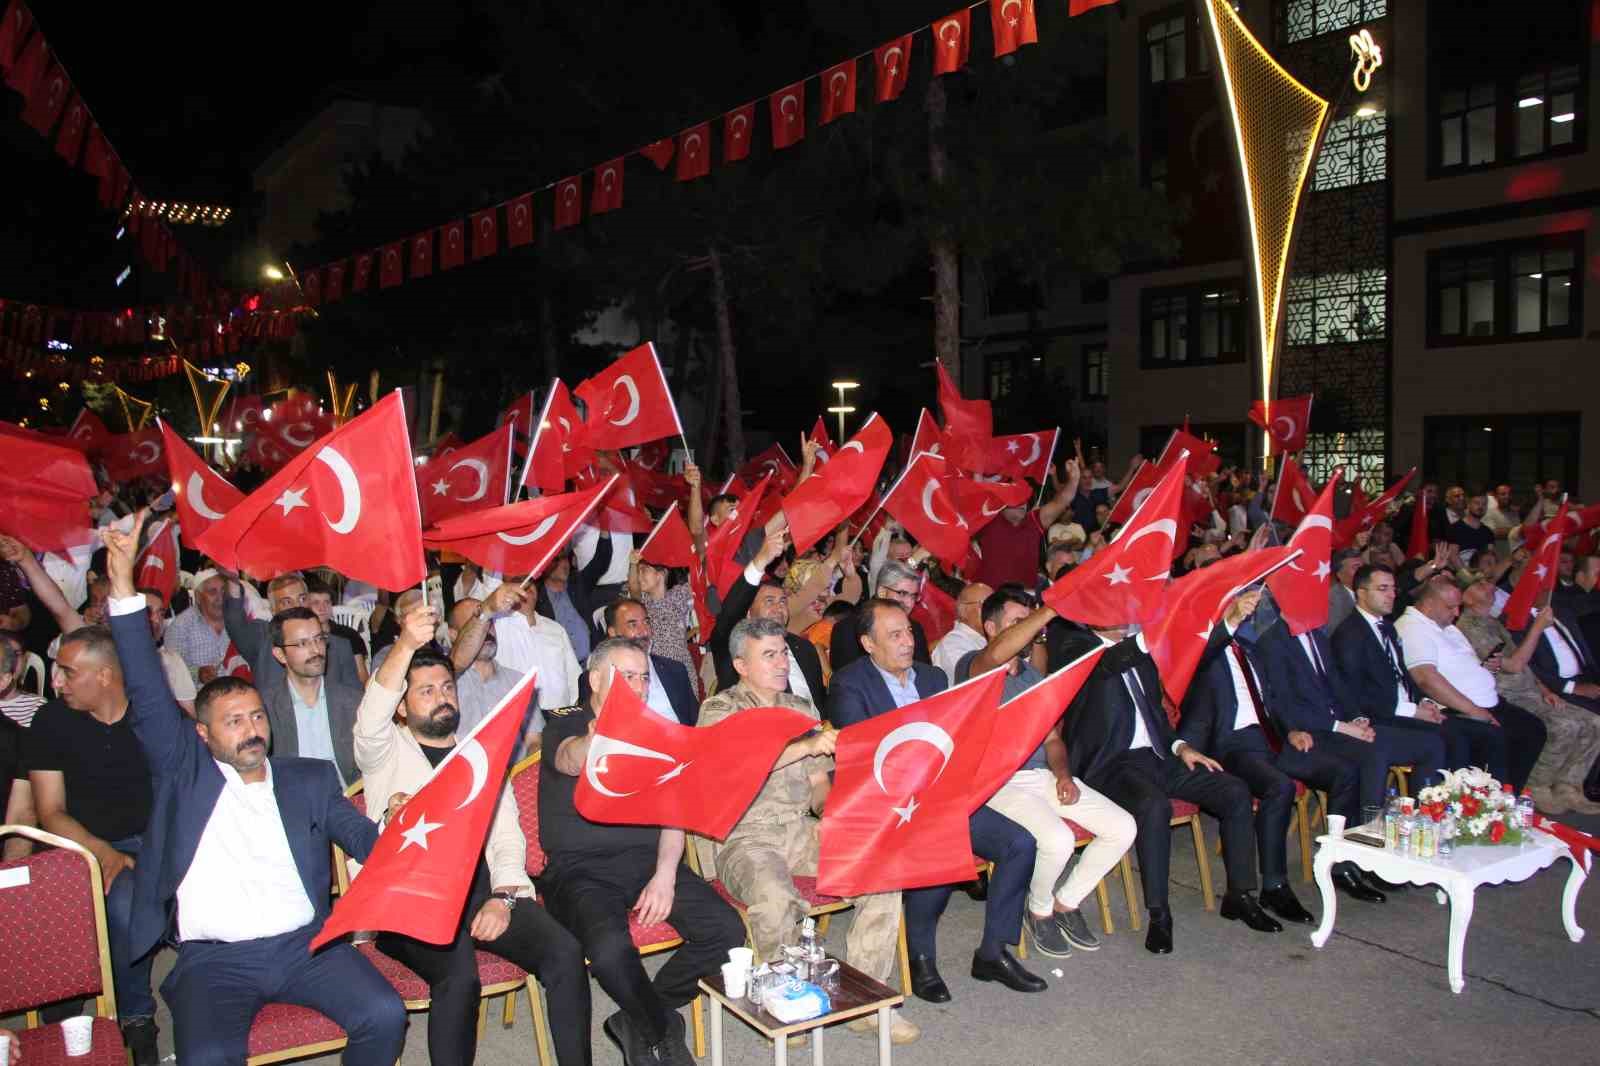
[591,159,624,215]
[1069,0,1119,14]
[265,401,337,462]
[409,231,433,279]
[935,360,992,465]
[931,10,972,76]
[990,0,1038,57]
[1406,485,1432,561]
[439,219,466,270]
[1504,500,1568,630]
[1145,546,1300,706]
[574,342,683,451]
[162,422,243,549]
[66,407,108,453]
[1247,394,1313,455]
[910,408,947,462]
[911,575,957,646]
[987,429,1057,483]
[466,209,497,261]
[20,57,67,135]
[882,452,973,568]
[818,668,1007,896]
[220,640,253,682]
[1520,501,1600,543]
[422,476,615,578]
[82,124,110,180]
[1157,427,1221,480]
[195,392,426,590]
[946,474,1032,536]
[1270,455,1317,526]
[724,103,755,163]
[0,421,96,552]
[770,81,806,150]
[1333,467,1414,549]
[352,252,374,292]
[1267,472,1341,636]
[54,93,87,164]
[506,193,535,247]
[574,469,655,535]
[416,422,516,526]
[676,123,711,182]
[807,416,835,462]
[783,413,892,555]
[639,138,675,170]
[135,517,181,605]
[736,443,798,494]
[1044,459,1186,627]
[639,501,696,569]
[102,428,166,484]
[874,35,913,102]
[820,60,856,125]
[576,674,817,838]
[301,270,322,307]
[0,0,32,74]
[225,393,265,436]
[970,645,1104,805]
[311,669,538,950]
[554,177,582,229]
[620,460,686,513]
[379,243,404,288]
[325,261,346,303]
[524,380,591,493]
[707,473,771,597]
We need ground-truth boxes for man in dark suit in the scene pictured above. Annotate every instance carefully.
[103,518,405,1066]
[1180,619,1363,922]
[251,606,364,787]
[223,574,362,688]
[1522,602,1600,715]
[1331,564,1489,781]
[709,527,827,705]
[587,597,700,726]
[829,560,931,676]
[1060,590,1280,955]
[829,600,1045,1003]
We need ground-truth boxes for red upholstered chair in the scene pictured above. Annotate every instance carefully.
[1168,799,1217,912]
[509,752,706,1060]
[0,825,129,1065]
[1211,781,1327,883]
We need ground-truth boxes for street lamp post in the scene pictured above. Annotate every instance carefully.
[829,380,859,442]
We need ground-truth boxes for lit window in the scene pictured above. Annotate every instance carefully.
[1314,110,1387,189]
[1283,0,1388,44]
[1285,270,1387,346]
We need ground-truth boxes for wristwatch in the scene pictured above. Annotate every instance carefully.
[491,891,518,910]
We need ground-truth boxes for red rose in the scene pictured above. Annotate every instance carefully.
[1489,820,1506,843]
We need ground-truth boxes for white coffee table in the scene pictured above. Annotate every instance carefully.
[1310,824,1587,993]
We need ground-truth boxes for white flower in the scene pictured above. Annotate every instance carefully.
[1458,766,1496,791]
[1437,769,1461,793]
[1418,786,1447,806]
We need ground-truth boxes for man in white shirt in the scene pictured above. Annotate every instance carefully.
[930,581,991,685]
[483,576,583,713]
[1395,579,1547,791]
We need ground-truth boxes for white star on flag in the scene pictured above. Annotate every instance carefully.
[1536,564,1549,579]
[431,478,451,496]
[1006,440,1020,453]
[1313,560,1331,581]
[398,812,443,852]
[1105,563,1132,586]
[891,796,920,825]
[275,487,308,516]
[655,761,691,784]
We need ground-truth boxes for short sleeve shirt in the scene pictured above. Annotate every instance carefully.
[537,704,659,857]
[973,512,1045,589]
[24,700,152,842]
[955,650,1051,770]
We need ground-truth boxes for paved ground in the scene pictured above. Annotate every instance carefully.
[10,811,1599,1065]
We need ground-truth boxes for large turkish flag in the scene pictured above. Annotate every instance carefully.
[415,422,515,526]
[1267,472,1341,636]
[968,645,1104,806]
[423,476,615,578]
[782,413,892,555]
[574,343,683,452]
[162,422,243,549]
[881,452,973,568]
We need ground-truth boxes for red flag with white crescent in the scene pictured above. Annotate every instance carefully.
[1332,468,1415,549]
[1157,427,1221,480]
[910,408,947,462]
[930,9,972,76]
[820,60,856,125]
[639,501,696,569]
[985,429,1058,483]
[935,360,992,458]
[1267,472,1341,636]
[968,645,1105,806]
[575,673,817,838]
[102,428,166,484]
[574,342,684,452]
[874,34,914,102]
[1247,394,1312,455]
[66,407,108,454]
[724,103,755,163]
[134,517,181,605]
[415,422,516,526]
[769,81,806,150]
[554,177,582,230]
[782,413,893,555]
[162,421,244,549]
[469,209,498,260]
[506,193,535,248]
[591,159,624,214]
[311,669,539,950]
[990,0,1038,57]
[881,452,973,568]
[423,477,616,578]
[807,417,835,462]
[1504,500,1569,630]
[706,473,772,597]
[1270,456,1318,527]
[676,123,711,182]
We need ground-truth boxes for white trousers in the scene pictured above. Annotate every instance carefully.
[985,767,1137,916]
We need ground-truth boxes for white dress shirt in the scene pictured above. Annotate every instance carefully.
[573,526,633,587]
[932,622,987,686]
[1122,633,1187,755]
[177,761,315,942]
[786,648,812,702]
[1544,624,1584,692]
[491,610,582,710]
[1222,647,1262,731]
[644,664,678,723]
[1357,607,1416,717]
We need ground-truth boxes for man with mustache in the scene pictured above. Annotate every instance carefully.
[257,605,363,787]
[356,603,590,1066]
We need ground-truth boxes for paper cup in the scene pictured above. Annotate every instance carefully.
[61,1016,93,1056]
[1326,814,1347,838]
[727,946,754,970]
[721,961,748,999]
[0,1032,12,1062]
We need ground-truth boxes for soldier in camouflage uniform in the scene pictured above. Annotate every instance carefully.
[698,617,918,1045]
[1457,577,1600,814]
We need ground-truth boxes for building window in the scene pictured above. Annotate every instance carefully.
[988,356,1017,401]
[1423,414,1580,494]
[1515,65,1580,158]
[1084,346,1109,400]
[1141,284,1246,368]
[1284,270,1387,346]
[1145,15,1186,83]
[1283,0,1387,45]
[1314,110,1387,189]
[1429,234,1583,344]
[1438,84,1497,168]
[1435,64,1585,172]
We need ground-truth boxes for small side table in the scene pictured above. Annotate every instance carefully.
[698,960,905,1066]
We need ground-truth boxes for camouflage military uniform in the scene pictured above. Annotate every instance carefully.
[697,682,902,982]
[1458,613,1600,791]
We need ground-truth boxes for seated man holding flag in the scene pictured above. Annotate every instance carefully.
[541,637,745,1066]
[354,600,591,1066]
[698,617,917,1045]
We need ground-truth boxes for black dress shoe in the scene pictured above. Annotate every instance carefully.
[1333,866,1387,903]
[909,955,951,1003]
[1259,885,1316,925]
[970,949,1047,993]
[1220,891,1283,933]
[963,869,990,902]
[1144,912,1173,954]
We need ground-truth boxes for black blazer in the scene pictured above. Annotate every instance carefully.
[1330,610,1419,719]
[1177,636,1278,757]
[827,656,946,727]
[1255,622,1359,735]
[828,610,931,677]
[1521,611,1600,695]
[579,652,701,727]
[709,571,827,705]
[536,532,612,652]
[109,609,377,961]
[1059,631,1176,787]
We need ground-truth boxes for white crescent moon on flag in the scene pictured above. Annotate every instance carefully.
[780,94,799,120]
[132,441,160,464]
[584,733,677,798]
[449,227,461,247]
[480,218,493,238]
[982,499,1005,517]
[449,458,490,502]
[872,722,955,793]
[920,479,948,526]
[496,514,559,546]
[1001,0,1022,22]
[1273,416,1297,441]
[686,133,703,156]
[602,167,617,190]
[142,555,165,571]
[1287,514,1333,569]
[185,472,227,520]
[938,18,962,46]
[453,739,488,810]
[281,422,317,448]
[1123,518,1178,576]
[839,441,865,457]
[1019,434,1041,467]
[731,113,748,137]
[884,46,903,73]
[563,183,577,205]
[314,446,362,535]
[609,375,641,426]
[513,204,528,226]
[830,71,848,97]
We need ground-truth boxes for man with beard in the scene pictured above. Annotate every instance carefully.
[446,590,534,736]
[257,606,363,787]
[355,603,590,1066]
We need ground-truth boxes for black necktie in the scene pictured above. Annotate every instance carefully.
[1123,667,1166,760]
[1378,620,1418,701]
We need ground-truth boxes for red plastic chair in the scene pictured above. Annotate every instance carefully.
[0,825,129,1064]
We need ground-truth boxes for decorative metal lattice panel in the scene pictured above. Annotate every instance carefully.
[1280,0,1388,45]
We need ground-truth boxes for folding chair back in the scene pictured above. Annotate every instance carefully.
[0,826,117,1019]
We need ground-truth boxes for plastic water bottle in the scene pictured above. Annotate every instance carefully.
[1438,814,1455,857]
[798,917,818,970]
[1516,789,1536,831]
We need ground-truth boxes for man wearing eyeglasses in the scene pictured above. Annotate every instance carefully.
[262,607,363,787]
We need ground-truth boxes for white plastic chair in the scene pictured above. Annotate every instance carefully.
[20,651,46,695]
[329,605,370,643]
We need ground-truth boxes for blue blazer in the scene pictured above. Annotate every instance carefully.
[110,610,378,960]
[826,657,947,727]
[1255,623,1360,735]
[1330,611,1419,720]
[579,652,700,726]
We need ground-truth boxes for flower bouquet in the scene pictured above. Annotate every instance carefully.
[1416,767,1524,846]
